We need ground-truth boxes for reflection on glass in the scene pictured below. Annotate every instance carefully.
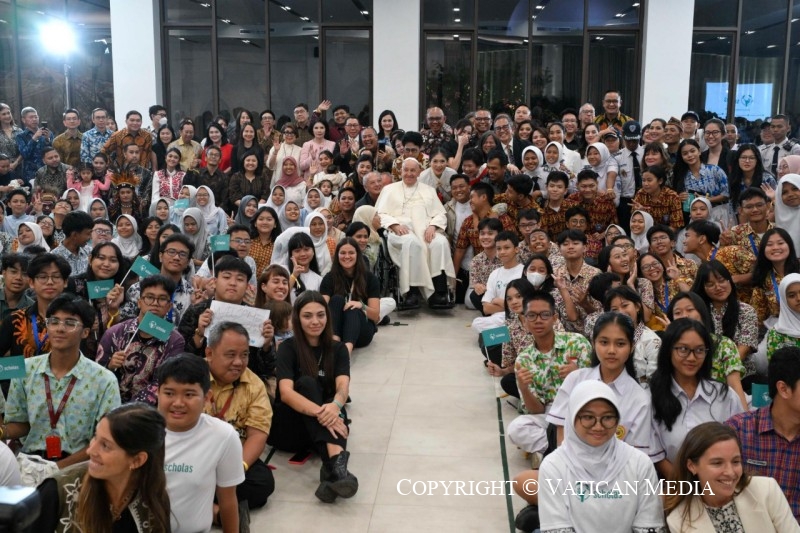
[322,0,372,23]
[424,34,472,123]
[166,29,213,130]
[587,0,639,28]
[688,33,733,121]
[531,0,584,35]
[693,0,738,28]
[477,0,528,111]
[164,0,211,24]
[587,34,637,118]
[785,2,800,120]
[324,30,370,124]
[530,38,582,119]
[0,0,19,110]
[423,0,474,27]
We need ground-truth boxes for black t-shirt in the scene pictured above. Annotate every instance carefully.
[276,336,350,401]
[318,271,380,301]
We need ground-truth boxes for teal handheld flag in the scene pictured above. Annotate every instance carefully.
[138,312,174,342]
[87,279,115,300]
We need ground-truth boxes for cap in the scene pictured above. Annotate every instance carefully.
[681,111,700,122]
[622,121,641,140]
[603,130,620,140]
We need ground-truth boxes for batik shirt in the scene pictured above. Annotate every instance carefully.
[120,277,194,326]
[516,331,592,405]
[469,252,502,288]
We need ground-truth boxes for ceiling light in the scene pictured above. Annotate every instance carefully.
[300,16,309,21]
[696,41,705,44]
[281,5,291,11]
[200,2,210,6]
[242,39,250,44]
[453,7,460,11]
[745,30,755,34]
[595,36,604,40]
[793,18,799,22]
[360,10,369,15]
[632,2,640,5]
[615,13,625,17]
[453,34,459,38]
[221,19,231,24]
[767,44,777,48]
[454,18,461,22]
[535,5,545,9]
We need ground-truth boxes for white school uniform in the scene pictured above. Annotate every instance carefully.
[471,263,524,334]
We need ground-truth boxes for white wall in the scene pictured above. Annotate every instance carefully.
[373,0,420,131]
[639,0,694,122]
[110,0,162,121]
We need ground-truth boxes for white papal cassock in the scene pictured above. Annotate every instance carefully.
[375,180,456,298]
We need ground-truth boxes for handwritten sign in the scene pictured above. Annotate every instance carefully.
[205,300,270,348]
[481,325,510,347]
[87,279,114,300]
[138,312,174,341]
[0,356,27,380]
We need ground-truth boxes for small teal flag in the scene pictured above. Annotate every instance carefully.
[138,312,174,342]
[130,256,159,278]
[87,279,114,300]
[481,325,511,347]
[174,198,189,210]
[0,356,27,380]
[210,234,231,252]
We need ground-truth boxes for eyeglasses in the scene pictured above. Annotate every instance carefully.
[404,147,420,155]
[704,130,722,137]
[427,116,444,122]
[742,202,766,210]
[162,249,190,259]
[615,243,634,251]
[640,262,662,272]
[569,219,588,227]
[519,222,538,229]
[494,124,511,132]
[34,274,64,283]
[739,156,757,162]
[703,279,730,290]
[576,414,619,429]
[282,131,296,136]
[93,229,112,236]
[141,294,172,306]
[650,235,671,243]
[232,238,251,245]
[673,345,709,358]
[524,311,554,322]
[475,117,491,122]
[45,317,83,331]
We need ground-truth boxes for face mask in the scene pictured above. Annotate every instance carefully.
[527,272,546,287]
[159,117,168,126]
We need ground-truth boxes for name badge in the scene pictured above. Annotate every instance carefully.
[746,459,768,467]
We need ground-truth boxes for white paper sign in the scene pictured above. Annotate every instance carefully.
[205,301,271,348]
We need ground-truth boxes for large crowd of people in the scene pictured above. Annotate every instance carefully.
[0,92,799,532]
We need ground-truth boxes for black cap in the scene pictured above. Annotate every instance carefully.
[622,121,641,140]
[681,111,700,122]
[603,130,620,140]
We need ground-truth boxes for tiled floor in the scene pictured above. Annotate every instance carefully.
[247,306,533,532]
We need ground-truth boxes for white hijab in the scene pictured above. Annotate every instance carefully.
[775,273,800,336]
[543,141,565,168]
[18,221,50,252]
[181,207,208,260]
[560,380,634,484]
[278,200,302,230]
[270,226,309,270]
[111,214,142,259]
[630,210,654,254]
[89,198,108,220]
[775,174,800,256]
[266,185,286,212]
[196,185,222,226]
[303,211,332,275]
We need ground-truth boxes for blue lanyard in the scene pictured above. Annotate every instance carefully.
[31,312,48,353]
[772,272,781,306]
[656,281,670,314]
[166,288,177,323]
[748,234,758,257]
[710,247,717,261]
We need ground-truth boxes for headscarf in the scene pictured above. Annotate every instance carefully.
[587,142,612,173]
[780,155,800,175]
[304,187,323,212]
[61,188,81,209]
[630,210,654,254]
[543,141,565,166]
[18,221,50,252]
[604,224,626,239]
[317,207,344,241]
[775,273,800,336]
[775,174,800,256]
[170,186,197,226]
[352,205,381,246]
[303,211,332,275]
[149,197,170,219]
[270,227,308,269]
[689,196,713,220]
[235,195,257,226]
[89,198,108,220]
[266,185,286,212]
[276,156,304,188]
[560,380,634,484]
[520,145,543,176]
[196,185,222,226]
[111,214,142,258]
[181,207,208,260]
[278,200,302,230]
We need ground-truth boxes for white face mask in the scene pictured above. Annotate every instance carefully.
[159,116,168,126]
[527,272,547,287]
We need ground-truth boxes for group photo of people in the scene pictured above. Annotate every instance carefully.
[0,89,799,532]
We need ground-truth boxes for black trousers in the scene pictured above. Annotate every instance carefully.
[328,294,376,348]
[455,268,469,304]
[469,290,486,315]
[617,197,633,235]
[500,372,519,398]
[267,375,348,460]
[237,458,275,509]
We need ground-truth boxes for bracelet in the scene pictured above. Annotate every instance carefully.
[243,460,249,472]
[0,425,5,440]
[333,399,343,410]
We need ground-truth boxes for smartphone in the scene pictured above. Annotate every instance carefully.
[288,450,313,465]
[40,121,48,130]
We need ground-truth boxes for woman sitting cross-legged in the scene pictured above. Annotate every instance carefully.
[268,291,358,503]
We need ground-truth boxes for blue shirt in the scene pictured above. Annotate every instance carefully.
[80,127,112,163]
[15,128,54,184]
[684,163,730,198]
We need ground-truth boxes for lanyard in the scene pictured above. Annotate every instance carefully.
[31,312,48,354]
[212,386,236,419]
[710,247,717,261]
[657,281,670,314]
[165,288,178,323]
[44,374,78,429]
[748,234,758,257]
[772,272,781,306]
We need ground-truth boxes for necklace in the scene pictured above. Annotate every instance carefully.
[110,486,136,522]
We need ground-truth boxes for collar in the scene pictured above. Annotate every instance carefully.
[533,330,570,354]
[41,352,88,380]
[177,138,194,147]
[587,365,635,396]
[210,369,252,389]
[758,406,776,435]
[670,377,716,403]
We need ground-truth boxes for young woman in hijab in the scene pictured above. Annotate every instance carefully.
[250,205,281,277]
[629,210,654,255]
[168,185,196,226]
[774,174,800,254]
[516,380,664,533]
[765,273,800,359]
[300,188,324,225]
[275,156,306,207]
[351,205,381,265]
[304,211,333,276]
[181,207,210,268]
[149,197,171,224]
[62,187,82,211]
[15,220,50,253]
[112,214,143,260]
[676,196,716,259]
[585,142,619,204]
[89,197,109,221]
[519,146,546,200]
[36,215,57,249]
[267,124,302,187]
[195,185,228,236]
[278,200,303,230]
[235,195,258,227]
[318,207,345,243]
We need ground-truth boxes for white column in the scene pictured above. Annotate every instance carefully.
[639,0,694,121]
[109,0,163,121]
[373,0,420,131]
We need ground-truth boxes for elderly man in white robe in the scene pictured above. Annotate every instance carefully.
[375,157,455,308]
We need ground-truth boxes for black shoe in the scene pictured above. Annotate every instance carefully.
[315,462,338,503]
[379,315,391,326]
[328,451,359,499]
[401,288,421,309]
[514,505,540,533]
[427,291,449,308]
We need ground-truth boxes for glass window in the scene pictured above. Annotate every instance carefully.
[0,0,18,111]
[693,0,738,28]
[688,33,733,121]
[269,0,317,23]
[531,0,584,34]
[423,0,474,28]
[165,29,213,129]
[530,38,583,119]
[587,33,638,119]
[587,0,640,28]
[322,0,372,23]
[164,0,211,24]
[323,29,370,124]
[785,2,800,121]
[737,0,788,121]
[477,0,528,111]
[217,0,266,123]
[424,33,473,123]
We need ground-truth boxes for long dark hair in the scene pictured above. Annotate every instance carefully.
[671,138,702,193]
[291,291,335,391]
[589,311,637,379]
[287,232,320,279]
[650,319,724,431]
[87,242,129,284]
[250,206,281,242]
[75,403,170,533]
[597,244,631,283]
[152,125,175,171]
[377,109,400,139]
[603,285,644,325]
[523,254,555,293]
[330,238,368,301]
[164,147,183,172]
[691,260,739,340]
[728,143,768,208]
[148,223,181,270]
[667,291,715,332]
[205,122,229,147]
[233,109,256,144]
[752,227,800,287]
[138,216,162,256]
[503,278,536,319]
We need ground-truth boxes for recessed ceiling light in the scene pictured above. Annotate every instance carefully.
[453,7,460,12]
[221,19,231,24]
[360,10,369,15]
[242,39,250,44]
[745,30,755,34]
[767,44,777,48]
[454,18,461,22]
[453,34,459,38]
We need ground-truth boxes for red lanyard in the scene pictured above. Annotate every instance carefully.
[213,388,235,420]
[44,375,78,429]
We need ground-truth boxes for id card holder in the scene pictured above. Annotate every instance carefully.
[45,431,62,459]
[318,370,326,377]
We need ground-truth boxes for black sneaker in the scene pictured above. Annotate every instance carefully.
[514,505,540,533]
[379,315,391,326]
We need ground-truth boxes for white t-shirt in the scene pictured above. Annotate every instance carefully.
[165,414,245,533]
[0,442,21,486]
[539,445,665,532]
[482,263,524,304]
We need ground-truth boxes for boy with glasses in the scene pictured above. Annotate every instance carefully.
[2,295,120,468]
[96,275,185,404]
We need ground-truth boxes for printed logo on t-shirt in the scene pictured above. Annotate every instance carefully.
[165,462,194,473]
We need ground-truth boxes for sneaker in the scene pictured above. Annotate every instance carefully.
[514,505,540,533]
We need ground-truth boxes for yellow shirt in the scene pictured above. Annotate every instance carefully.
[206,367,273,439]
